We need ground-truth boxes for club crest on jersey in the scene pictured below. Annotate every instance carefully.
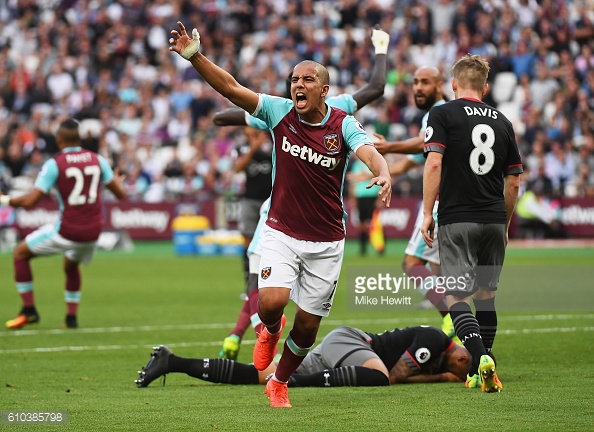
[261,267,271,280]
[322,302,332,311]
[323,134,341,154]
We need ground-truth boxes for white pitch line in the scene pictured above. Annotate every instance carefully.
[2,313,593,338]
[1,327,594,355]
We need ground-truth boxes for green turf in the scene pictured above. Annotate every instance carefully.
[1,240,593,431]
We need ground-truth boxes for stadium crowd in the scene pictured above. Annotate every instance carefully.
[0,0,593,207]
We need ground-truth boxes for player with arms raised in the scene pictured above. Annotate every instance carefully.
[169,21,391,407]
[421,54,522,392]
[212,27,390,128]
[3,119,127,330]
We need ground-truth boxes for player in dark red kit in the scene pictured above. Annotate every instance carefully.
[169,21,391,407]
[421,54,522,392]
[2,119,126,330]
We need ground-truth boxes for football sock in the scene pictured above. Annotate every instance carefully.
[65,266,81,316]
[247,287,262,334]
[274,329,316,382]
[450,301,486,376]
[257,301,283,335]
[359,232,367,255]
[242,252,249,282]
[473,297,497,352]
[229,300,250,339]
[407,265,448,317]
[168,356,259,385]
[288,366,389,387]
[15,257,35,307]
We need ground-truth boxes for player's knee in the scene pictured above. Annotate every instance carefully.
[403,254,424,272]
[13,242,32,260]
[257,287,289,312]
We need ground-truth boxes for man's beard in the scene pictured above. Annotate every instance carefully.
[415,92,437,111]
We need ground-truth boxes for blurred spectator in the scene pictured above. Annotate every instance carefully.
[529,63,560,111]
[0,0,591,229]
[544,141,576,195]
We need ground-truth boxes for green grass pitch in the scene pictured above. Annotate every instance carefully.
[1,240,593,431]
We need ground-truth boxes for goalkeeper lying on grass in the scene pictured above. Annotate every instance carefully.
[136,325,470,388]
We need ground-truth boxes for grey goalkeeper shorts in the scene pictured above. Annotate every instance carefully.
[437,222,506,295]
[295,326,379,375]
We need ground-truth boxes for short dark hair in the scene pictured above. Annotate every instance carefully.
[57,119,81,144]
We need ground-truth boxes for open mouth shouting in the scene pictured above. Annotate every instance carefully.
[295,91,307,109]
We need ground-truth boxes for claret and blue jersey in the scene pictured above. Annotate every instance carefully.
[34,147,115,242]
[252,94,372,242]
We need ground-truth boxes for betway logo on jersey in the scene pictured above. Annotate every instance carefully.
[65,153,93,164]
[110,208,170,232]
[281,136,341,171]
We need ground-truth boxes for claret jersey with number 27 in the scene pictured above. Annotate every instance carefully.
[35,147,115,242]
[423,98,523,225]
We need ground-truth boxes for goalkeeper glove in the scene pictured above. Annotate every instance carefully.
[181,28,201,60]
[371,28,390,55]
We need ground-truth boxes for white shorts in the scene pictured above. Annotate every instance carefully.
[26,224,97,265]
[248,252,261,274]
[404,201,440,265]
[258,224,344,317]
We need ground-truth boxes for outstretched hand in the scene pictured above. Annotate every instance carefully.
[366,176,391,207]
[169,21,201,60]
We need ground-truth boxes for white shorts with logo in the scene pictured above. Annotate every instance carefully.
[26,224,97,265]
[404,201,440,265]
[258,224,344,317]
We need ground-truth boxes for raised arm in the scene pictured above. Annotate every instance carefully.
[169,21,259,114]
[212,108,248,127]
[350,29,389,110]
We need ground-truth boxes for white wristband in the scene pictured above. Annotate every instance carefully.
[0,195,11,206]
[181,28,201,60]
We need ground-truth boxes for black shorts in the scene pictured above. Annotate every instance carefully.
[357,197,376,223]
[437,223,506,295]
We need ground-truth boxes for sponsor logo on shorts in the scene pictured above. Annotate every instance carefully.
[322,302,332,311]
[261,267,271,280]
[323,133,341,153]
[415,347,431,363]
